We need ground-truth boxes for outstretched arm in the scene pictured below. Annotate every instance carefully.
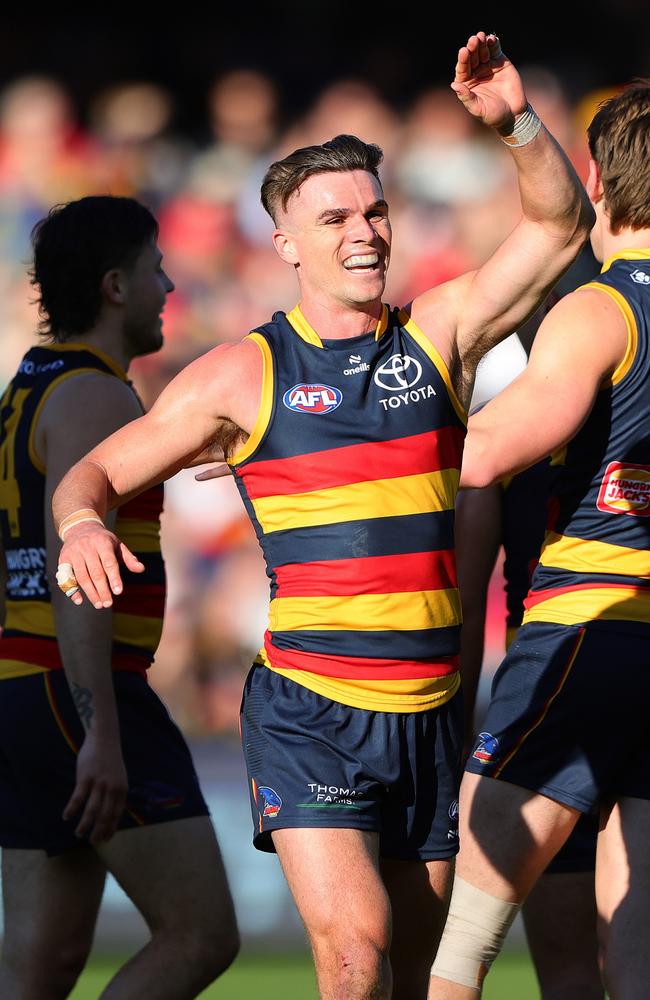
[460,286,628,488]
[411,32,594,400]
[53,339,261,607]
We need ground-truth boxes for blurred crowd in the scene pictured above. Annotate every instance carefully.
[0,66,618,737]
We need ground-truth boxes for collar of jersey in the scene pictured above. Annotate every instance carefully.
[601,248,650,272]
[37,341,129,380]
[285,303,389,348]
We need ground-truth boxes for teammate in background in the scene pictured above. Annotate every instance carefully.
[431,82,650,999]
[0,197,238,1000]
[51,34,592,1000]
[456,313,602,1000]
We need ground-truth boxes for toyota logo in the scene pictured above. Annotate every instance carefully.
[373,353,422,391]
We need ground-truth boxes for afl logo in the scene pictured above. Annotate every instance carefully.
[283,383,342,414]
[373,354,422,391]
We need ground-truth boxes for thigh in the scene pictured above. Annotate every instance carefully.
[240,666,385,853]
[272,827,390,948]
[1,845,106,960]
[95,816,236,934]
[381,857,453,997]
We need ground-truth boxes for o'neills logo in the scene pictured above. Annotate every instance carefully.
[597,461,650,517]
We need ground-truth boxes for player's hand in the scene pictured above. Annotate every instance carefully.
[63,734,128,844]
[58,522,144,609]
[452,32,527,132]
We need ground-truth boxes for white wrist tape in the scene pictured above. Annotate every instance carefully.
[58,508,104,541]
[431,877,520,989]
[499,103,542,148]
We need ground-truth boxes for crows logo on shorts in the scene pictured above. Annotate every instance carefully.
[473,732,500,763]
[258,786,283,818]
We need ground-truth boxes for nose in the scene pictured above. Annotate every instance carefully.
[163,270,175,294]
[350,213,378,243]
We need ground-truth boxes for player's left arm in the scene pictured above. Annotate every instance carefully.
[460,287,629,488]
[410,33,593,396]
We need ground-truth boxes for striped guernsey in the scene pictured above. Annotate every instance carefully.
[0,343,165,679]
[229,303,467,712]
[524,250,650,628]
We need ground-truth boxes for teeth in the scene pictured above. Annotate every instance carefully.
[344,253,379,269]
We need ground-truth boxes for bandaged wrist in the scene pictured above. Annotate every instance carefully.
[58,508,105,541]
[498,104,542,148]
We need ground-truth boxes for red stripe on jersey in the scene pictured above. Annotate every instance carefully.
[523,581,648,609]
[113,584,166,617]
[0,637,148,675]
[275,550,457,597]
[264,634,459,679]
[118,486,164,520]
[238,426,465,499]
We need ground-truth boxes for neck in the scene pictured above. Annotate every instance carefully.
[297,295,383,340]
[600,226,650,264]
[59,321,131,372]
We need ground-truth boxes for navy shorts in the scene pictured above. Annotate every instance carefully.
[466,620,650,813]
[0,671,209,856]
[545,811,598,875]
[240,664,463,860]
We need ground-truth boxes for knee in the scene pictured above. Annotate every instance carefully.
[2,940,89,998]
[164,922,240,986]
[311,927,391,995]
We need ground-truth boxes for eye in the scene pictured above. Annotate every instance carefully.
[326,216,345,225]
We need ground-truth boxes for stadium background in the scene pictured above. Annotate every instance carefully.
[0,4,647,993]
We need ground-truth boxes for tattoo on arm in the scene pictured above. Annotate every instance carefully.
[71,683,94,729]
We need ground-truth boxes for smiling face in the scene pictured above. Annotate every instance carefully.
[272,169,391,312]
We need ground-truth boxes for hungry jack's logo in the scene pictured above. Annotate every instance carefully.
[597,461,650,517]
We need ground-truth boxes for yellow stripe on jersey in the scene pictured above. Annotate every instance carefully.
[5,600,55,637]
[0,660,48,680]
[540,531,650,578]
[285,304,389,347]
[112,613,163,650]
[601,249,650,271]
[114,518,161,552]
[266,662,461,712]
[523,586,650,627]
[583,282,638,387]
[269,588,462,633]
[398,309,468,426]
[252,468,459,534]
[231,333,275,465]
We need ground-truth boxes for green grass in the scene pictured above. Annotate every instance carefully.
[70,949,539,998]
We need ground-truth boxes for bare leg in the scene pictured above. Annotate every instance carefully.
[429,773,579,998]
[596,797,650,1000]
[273,828,392,1000]
[523,872,603,999]
[381,858,453,999]
[96,816,239,1000]
[0,845,106,1000]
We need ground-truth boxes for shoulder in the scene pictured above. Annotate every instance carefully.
[40,370,141,429]
[406,272,477,357]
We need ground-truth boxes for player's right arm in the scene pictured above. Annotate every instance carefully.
[42,372,142,843]
[53,338,261,607]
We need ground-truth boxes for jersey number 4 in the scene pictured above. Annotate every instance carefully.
[0,386,31,538]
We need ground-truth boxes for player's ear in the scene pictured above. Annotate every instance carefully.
[101,268,128,305]
[273,228,299,265]
[586,158,604,205]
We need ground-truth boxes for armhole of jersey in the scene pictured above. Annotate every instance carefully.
[230,332,275,466]
[27,367,112,474]
[583,281,638,389]
[397,308,467,425]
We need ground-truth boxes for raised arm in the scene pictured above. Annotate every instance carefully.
[410,32,594,396]
[460,286,628,488]
[53,338,261,607]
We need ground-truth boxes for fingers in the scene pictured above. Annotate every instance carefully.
[119,542,145,576]
[194,463,230,481]
[454,30,504,84]
[63,778,126,843]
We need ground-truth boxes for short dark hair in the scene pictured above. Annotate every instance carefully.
[30,195,158,341]
[261,134,383,223]
[587,80,650,234]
